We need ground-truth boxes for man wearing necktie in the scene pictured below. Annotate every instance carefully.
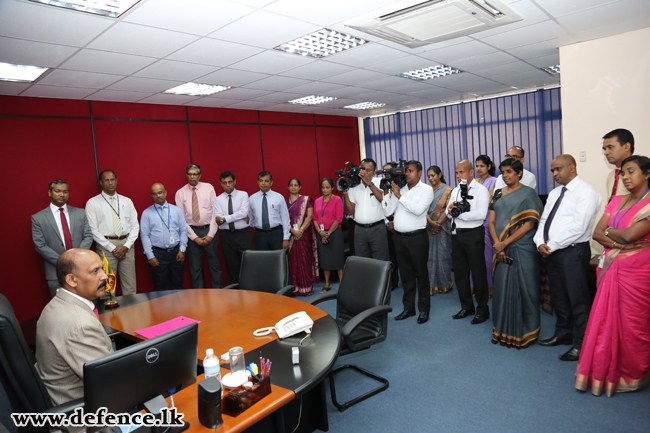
[140,183,187,291]
[603,128,634,202]
[249,171,291,251]
[32,180,93,297]
[534,155,602,361]
[174,164,223,288]
[214,171,253,284]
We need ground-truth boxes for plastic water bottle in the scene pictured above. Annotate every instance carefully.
[204,348,221,383]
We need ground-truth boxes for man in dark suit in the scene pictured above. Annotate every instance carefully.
[32,180,93,297]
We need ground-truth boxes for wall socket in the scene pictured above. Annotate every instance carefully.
[580,151,586,162]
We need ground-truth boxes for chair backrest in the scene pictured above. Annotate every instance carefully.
[336,256,392,344]
[0,294,53,414]
[238,250,289,293]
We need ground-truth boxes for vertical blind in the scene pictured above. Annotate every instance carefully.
[363,88,562,193]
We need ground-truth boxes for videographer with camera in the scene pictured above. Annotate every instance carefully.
[382,160,434,324]
[342,158,390,261]
[445,159,490,324]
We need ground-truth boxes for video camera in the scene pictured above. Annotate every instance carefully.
[335,162,362,192]
[450,179,473,218]
[377,159,408,190]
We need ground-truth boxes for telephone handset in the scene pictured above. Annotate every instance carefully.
[253,311,314,339]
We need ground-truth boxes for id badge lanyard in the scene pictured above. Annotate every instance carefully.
[154,204,174,244]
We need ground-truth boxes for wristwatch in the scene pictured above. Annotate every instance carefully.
[604,227,611,237]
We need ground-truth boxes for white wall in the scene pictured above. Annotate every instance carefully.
[560,26,650,252]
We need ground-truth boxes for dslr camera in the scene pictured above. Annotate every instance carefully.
[450,179,473,218]
[335,162,362,192]
[377,159,408,190]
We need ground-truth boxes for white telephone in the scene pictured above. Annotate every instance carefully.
[253,311,314,339]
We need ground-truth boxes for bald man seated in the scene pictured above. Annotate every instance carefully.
[35,249,113,405]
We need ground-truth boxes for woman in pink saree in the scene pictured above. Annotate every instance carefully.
[576,155,650,397]
[285,178,319,296]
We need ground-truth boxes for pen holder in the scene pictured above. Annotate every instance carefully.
[221,374,271,417]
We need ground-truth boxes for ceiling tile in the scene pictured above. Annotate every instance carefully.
[525,54,561,69]
[228,50,315,74]
[186,97,245,107]
[451,52,520,71]
[321,43,407,68]
[241,76,312,91]
[505,35,578,60]
[213,88,273,99]
[0,81,31,96]
[226,101,276,110]
[440,78,512,93]
[276,81,346,95]
[133,60,217,81]
[418,41,499,64]
[481,20,569,51]
[280,61,355,80]
[167,38,264,67]
[197,69,270,87]
[323,69,388,86]
[123,0,255,35]
[367,55,435,75]
[329,86,371,98]
[106,77,184,93]
[252,92,305,103]
[38,70,124,89]
[357,76,430,93]
[59,49,158,75]
[0,37,78,68]
[534,0,619,18]
[86,90,154,102]
[556,0,650,34]
[136,94,203,105]
[87,23,199,58]
[21,85,98,99]
[473,61,539,80]
[264,0,395,27]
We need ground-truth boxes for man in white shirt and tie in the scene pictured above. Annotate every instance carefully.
[534,154,602,362]
[214,171,253,283]
[446,160,491,324]
[493,146,537,191]
[249,171,290,251]
[85,170,139,295]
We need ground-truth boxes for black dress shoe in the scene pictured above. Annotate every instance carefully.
[395,310,416,320]
[452,309,475,319]
[471,313,490,324]
[417,312,429,324]
[538,336,573,347]
[559,347,580,361]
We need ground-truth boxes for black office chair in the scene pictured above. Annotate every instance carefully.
[223,250,295,296]
[0,294,83,433]
[308,256,393,412]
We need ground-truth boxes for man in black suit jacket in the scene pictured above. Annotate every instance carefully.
[32,180,93,297]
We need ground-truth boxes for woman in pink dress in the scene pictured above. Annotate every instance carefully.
[313,178,344,293]
[576,155,650,397]
[285,178,318,296]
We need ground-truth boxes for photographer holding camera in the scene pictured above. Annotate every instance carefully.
[446,159,491,324]
[343,158,389,261]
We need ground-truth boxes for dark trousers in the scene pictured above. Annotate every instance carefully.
[254,226,283,251]
[393,230,430,313]
[451,226,489,316]
[150,246,184,291]
[354,223,389,261]
[386,228,400,288]
[187,225,223,288]
[546,242,592,349]
[220,228,254,284]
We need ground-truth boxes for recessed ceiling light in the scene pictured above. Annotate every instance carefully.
[398,65,461,81]
[0,62,48,83]
[164,83,231,96]
[542,65,560,75]
[288,95,338,105]
[344,102,386,110]
[28,0,141,18]
[275,29,368,59]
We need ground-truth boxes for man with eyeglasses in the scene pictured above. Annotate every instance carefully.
[175,164,223,288]
[140,183,187,291]
[493,146,537,190]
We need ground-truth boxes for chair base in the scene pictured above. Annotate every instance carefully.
[329,364,389,412]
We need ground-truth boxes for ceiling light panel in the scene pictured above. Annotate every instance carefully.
[541,65,560,75]
[344,102,386,110]
[0,62,48,82]
[399,65,462,81]
[164,83,231,96]
[288,95,338,105]
[28,0,141,18]
[275,29,368,59]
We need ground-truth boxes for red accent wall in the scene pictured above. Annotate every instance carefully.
[0,96,360,322]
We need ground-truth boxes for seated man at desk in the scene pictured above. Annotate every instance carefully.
[35,248,113,404]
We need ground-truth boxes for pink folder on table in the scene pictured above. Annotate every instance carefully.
[135,316,201,339]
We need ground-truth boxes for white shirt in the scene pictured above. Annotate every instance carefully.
[60,288,95,311]
[347,181,384,224]
[49,203,70,244]
[382,181,434,232]
[445,179,489,229]
[249,190,291,240]
[533,176,602,252]
[214,189,250,231]
[85,192,139,251]
[494,169,537,190]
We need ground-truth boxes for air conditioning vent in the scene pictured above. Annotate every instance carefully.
[345,0,522,48]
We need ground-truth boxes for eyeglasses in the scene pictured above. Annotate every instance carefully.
[504,154,522,159]
[186,173,200,177]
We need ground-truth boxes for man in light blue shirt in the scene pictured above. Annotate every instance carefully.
[249,171,291,250]
[140,183,187,291]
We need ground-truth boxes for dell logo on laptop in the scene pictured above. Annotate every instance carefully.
[146,348,159,363]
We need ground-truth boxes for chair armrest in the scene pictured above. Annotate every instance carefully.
[223,283,239,290]
[43,397,83,415]
[276,285,296,296]
[340,305,393,351]
[307,291,338,306]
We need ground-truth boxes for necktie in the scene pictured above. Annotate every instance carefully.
[192,187,200,222]
[110,196,122,236]
[93,306,100,321]
[262,193,270,230]
[228,194,235,232]
[59,208,73,250]
[543,187,567,244]
[609,169,621,203]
